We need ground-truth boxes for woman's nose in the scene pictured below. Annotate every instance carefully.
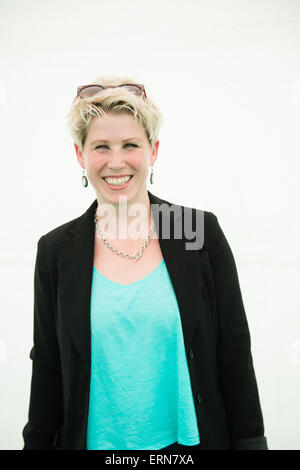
[107,152,126,168]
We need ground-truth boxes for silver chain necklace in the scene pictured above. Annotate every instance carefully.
[94,209,155,262]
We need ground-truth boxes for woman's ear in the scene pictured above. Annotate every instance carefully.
[74,143,86,169]
[150,140,159,166]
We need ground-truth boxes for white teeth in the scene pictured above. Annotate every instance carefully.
[104,176,131,185]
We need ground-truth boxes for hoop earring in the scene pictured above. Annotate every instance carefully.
[82,169,88,187]
[150,165,154,185]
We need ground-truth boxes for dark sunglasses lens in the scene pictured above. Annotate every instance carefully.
[120,85,142,95]
[79,86,105,98]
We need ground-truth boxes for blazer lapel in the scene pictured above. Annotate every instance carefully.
[148,191,205,356]
[57,192,205,370]
[57,200,97,369]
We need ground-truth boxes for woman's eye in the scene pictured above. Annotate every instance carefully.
[95,143,137,149]
[95,144,108,149]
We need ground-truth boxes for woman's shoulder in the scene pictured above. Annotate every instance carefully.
[37,199,98,249]
[149,191,220,252]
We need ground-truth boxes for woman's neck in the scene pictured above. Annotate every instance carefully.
[95,193,154,241]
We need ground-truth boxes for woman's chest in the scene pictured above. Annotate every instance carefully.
[93,233,164,285]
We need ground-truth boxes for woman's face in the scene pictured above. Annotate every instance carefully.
[74,112,159,207]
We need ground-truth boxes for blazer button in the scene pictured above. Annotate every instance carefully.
[196,393,202,404]
[189,348,194,360]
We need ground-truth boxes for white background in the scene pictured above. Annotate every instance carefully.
[0,0,299,450]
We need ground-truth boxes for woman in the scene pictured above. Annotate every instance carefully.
[22,76,268,450]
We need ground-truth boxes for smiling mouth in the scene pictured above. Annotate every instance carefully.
[102,175,133,188]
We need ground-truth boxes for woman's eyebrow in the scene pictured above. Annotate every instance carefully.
[91,138,142,145]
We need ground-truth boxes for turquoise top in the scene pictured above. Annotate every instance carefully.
[86,259,200,450]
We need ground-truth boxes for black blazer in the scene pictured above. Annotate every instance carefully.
[22,191,268,450]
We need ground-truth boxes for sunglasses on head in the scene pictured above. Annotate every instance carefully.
[77,84,147,99]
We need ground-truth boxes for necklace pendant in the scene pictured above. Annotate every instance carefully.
[133,252,142,262]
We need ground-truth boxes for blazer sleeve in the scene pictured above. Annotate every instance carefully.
[22,235,63,450]
[207,213,268,450]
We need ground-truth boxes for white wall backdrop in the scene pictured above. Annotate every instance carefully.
[0,0,299,450]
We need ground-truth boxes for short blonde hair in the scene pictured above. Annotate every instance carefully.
[66,74,164,152]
